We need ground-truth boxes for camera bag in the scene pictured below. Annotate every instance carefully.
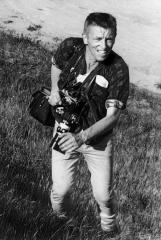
[29,87,55,127]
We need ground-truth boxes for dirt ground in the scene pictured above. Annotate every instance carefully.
[0,0,161,94]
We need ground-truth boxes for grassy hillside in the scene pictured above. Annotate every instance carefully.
[0,31,161,240]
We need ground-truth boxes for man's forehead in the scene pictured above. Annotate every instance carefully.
[87,25,114,37]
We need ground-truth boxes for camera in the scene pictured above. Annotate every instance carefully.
[50,104,81,154]
[49,120,70,153]
[51,114,78,153]
[49,88,86,153]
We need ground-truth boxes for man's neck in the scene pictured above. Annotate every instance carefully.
[85,47,98,73]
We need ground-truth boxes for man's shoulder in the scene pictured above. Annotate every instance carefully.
[100,51,129,84]
[60,37,84,51]
[54,37,84,70]
[103,51,129,71]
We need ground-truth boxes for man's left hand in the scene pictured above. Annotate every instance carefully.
[58,132,84,153]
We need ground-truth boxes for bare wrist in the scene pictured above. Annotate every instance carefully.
[75,130,88,145]
[81,130,88,143]
[51,89,59,95]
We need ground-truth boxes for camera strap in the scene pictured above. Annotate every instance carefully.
[76,63,104,123]
[58,43,104,125]
[81,64,103,92]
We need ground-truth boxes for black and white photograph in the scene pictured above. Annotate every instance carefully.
[0,0,161,239]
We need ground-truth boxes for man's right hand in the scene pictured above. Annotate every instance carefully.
[48,90,62,106]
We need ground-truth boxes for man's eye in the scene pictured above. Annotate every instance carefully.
[106,39,113,44]
[95,38,102,41]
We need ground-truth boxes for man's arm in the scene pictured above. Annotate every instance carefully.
[48,62,62,106]
[58,106,121,153]
[48,38,83,106]
[79,106,120,143]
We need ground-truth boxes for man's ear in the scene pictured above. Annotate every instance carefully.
[82,33,88,45]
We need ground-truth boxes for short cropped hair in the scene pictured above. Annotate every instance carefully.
[83,12,117,37]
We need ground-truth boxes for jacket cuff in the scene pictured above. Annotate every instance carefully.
[105,99,124,109]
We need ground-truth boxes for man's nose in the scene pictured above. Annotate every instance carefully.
[100,39,106,49]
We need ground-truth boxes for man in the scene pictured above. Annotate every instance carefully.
[48,12,129,233]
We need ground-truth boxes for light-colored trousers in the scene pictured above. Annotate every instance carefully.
[50,132,116,228]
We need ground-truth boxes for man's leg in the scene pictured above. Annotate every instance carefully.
[82,135,117,232]
[50,149,80,217]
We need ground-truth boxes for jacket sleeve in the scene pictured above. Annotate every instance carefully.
[106,62,129,110]
[53,38,81,70]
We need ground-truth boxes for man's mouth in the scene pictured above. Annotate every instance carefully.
[97,50,106,54]
[97,50,110,56]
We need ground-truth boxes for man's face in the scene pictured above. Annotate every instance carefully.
[83,25,115,62]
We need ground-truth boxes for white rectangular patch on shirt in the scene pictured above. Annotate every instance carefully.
[77,73,89,83]
[95,75,109,88]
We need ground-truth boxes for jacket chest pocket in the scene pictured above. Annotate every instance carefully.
[92,82,108,100]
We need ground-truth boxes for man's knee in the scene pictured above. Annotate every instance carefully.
[50,182,72,215]
[51,181,71,197]
[93,187,113,205]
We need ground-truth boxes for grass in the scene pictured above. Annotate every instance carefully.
[27,25,42,32]
[0,30,161,240]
